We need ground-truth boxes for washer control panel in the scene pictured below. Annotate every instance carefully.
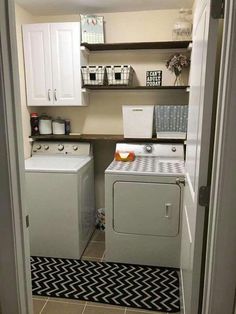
[32,142,91,156]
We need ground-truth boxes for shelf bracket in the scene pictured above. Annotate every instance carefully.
[187,42,193,50]
[81,88,89,93]
[80,46,90,55]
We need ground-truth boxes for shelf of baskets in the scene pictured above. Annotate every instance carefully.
[80,41,192,98]
[81,41,192,51]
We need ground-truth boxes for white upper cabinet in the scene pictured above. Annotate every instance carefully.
[23,22,84,106]
[50,23,81,106]
[23,24,53,106]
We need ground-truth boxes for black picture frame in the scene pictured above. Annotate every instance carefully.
[146,70,162,86]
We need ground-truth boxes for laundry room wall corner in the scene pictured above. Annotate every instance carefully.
[15,3,36,158]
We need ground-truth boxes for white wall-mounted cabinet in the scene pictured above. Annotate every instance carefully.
[23,22,87,106]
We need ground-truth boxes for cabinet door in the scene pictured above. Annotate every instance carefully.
[50,23,81,106]
[23,24,53,106]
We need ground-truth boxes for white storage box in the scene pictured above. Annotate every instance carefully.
[106,65,134,86]
[81,66,106,86]
[123,105,154,138]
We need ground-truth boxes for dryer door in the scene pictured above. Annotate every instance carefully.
[113,181,181,236]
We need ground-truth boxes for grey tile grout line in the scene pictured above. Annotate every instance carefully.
[82,256,101,259]
[81,301,87,314]
[83,303,127,311]
[124,307,127,314]
[46,298,86,306]
[81,302,135,313]
[39,297,49,314]
[82,256,103,260]
[101,250,106,262]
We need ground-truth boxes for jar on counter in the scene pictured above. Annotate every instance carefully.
[39,114,52,135]
[52,117,65,135]
[65,120,71,135]
[30,112,39,136]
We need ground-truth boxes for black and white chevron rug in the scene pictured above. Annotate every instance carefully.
[31,256,180,313]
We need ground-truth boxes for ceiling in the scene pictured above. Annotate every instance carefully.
[16,0,194,16]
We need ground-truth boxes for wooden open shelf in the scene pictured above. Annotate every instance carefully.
[30,134,185,143]
[81,41,192,51]
[83,85,189,91]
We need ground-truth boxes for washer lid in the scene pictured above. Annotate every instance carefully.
[25,156,92,173]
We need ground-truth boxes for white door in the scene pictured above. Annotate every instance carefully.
[181,1,219,313]
[50,23,81,106]
[23,24,53,106]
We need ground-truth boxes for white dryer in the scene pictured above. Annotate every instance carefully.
[105,143,185,267]
[25,141,95,259]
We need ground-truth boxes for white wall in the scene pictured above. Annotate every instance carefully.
[15,6,190,208]
[30,10,189,135]
[15,8,189,138]
[15,4,35,158]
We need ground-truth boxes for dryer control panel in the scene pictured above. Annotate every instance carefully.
[115,143,184,160]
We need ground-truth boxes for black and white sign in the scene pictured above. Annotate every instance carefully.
[146,70,162,86]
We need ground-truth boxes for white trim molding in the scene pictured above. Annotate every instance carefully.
[202,0,236,313]
[0,0,32,313]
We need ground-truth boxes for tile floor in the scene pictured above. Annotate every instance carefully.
[32,229,176,314]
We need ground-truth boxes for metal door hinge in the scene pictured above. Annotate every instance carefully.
[176,178,185,186]
[26,215,30,228]
[211,0,224,19]
[199,186,211,207]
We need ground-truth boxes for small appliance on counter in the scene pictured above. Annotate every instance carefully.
[39,114,52,135]
[52,117,65,135]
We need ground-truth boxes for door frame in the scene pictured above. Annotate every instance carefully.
[0,0,32,313]
[202,0,236,313]
[0,0,236,314]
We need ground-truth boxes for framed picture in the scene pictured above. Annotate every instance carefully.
[146,70,162,86]
[81,15,104,44]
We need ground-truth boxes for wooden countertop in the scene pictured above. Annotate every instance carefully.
[30,134,185,143]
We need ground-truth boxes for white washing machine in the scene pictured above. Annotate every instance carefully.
[25,141,95,259]
[105,143,185,267]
